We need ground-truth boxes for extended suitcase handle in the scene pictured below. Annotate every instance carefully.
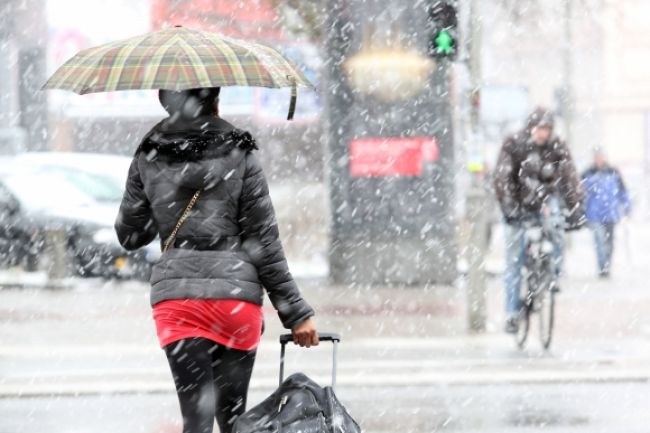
[279,332,341,345]
[279,332,341,389]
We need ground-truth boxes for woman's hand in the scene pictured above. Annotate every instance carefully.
[292,318,319,347]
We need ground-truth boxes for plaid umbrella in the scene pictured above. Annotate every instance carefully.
[43,26,314,120]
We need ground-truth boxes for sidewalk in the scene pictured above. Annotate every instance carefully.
[1,219,650,397]
[2,275,650,397]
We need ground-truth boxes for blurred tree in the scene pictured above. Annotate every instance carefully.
[492,0,601,146]
[495,0,543,26]
[273,0,605,42]
[271,0,326,41]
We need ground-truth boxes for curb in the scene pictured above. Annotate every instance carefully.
[2,369,649,398]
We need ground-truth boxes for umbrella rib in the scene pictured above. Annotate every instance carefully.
[263,45,313,88]
[220,35,297,88]
[103,32,155,92]
[142,35,181,90]
[176,38,212,87]
[253,44,294,86]
[47,43,113,93]
[78,44,137,93]
[47,31,154,93]
[175,49,195,89]
[219,36,283,87]
[257,43,314,88]
[201,33,249,87]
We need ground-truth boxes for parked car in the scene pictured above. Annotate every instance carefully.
[0,127,27,156]
[0,152,160,280]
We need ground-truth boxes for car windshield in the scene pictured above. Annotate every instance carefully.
[40,167,124,203]
[1,171,96,210]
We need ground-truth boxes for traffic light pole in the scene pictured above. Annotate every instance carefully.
[428,0,458,286]
[432,58,456,264]
[466,0,487,333]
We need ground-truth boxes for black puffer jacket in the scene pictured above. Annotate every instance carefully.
[493,109,584,224]
[115,115,314,329]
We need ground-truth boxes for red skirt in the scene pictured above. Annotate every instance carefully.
[152,298,264,351]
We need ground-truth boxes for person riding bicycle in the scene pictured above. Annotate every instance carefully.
[493,107,585,333]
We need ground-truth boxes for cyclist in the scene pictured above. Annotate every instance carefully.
[493,107,585,333]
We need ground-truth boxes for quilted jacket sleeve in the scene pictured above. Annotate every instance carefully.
[493,137,520,221]
[115,156,158,250]
[238,151,315,329]
[555,140,585,223]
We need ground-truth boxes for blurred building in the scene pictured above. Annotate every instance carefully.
[0,0,48,153]
[482,0,650,167]
[44,0,323,181]
[480,0,650,213]
[151,0,282,40]
[323,0,458,285]
[600,1,650,168]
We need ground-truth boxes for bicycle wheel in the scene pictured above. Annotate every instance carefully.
[517,266,537,349]
[538,287,555,350]
[516,303,530,349]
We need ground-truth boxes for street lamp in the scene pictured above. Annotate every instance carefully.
[343,47,434,103]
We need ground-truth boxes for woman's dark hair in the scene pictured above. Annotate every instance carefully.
[158,87,221,118]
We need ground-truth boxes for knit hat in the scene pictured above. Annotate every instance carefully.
[526,107,555,130]
[158,87,221,118]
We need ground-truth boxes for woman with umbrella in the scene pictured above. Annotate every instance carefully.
[45,27,319,433]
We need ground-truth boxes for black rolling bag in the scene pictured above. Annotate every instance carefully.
[234,333,361,433]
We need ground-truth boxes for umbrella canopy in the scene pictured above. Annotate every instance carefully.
[43,26,313,119]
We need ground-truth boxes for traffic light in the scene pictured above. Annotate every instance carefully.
[428,1,458,59]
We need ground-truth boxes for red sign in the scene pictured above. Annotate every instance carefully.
[349,137,438,177]
[151,0,282,40]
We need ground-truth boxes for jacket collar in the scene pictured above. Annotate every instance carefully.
[137,116,254,161]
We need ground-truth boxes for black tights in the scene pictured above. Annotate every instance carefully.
[164,337,257,433]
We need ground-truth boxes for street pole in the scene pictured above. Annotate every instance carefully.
[14,0,48,151]
[563,0,573,146]
[466,0,487,333]
[324,0,352,283]
[431,57,458,285]
[45,226,68,288]
[561,0,575,254]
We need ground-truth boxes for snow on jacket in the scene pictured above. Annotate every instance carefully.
[581,165,631,224]
[493,133,584,222]
[115,115,314,330]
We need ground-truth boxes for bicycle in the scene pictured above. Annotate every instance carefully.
[515,212,559,350]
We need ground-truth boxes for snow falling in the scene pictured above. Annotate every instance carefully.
[1,0,649,432]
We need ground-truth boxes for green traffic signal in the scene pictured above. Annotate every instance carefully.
[434,29,454,55]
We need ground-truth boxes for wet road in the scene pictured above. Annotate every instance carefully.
[3,222,650,432]
[2,382,647,433]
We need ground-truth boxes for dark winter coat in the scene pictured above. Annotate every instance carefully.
[493,131,584,224]
[582,164,631,224]
[114,115,314,330]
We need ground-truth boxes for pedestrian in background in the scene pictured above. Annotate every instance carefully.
[581,149,632,278]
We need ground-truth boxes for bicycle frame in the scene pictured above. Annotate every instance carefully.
[522,215,557,301]
[516,211,559,350]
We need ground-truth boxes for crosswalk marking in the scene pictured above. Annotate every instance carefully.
[3,366,650,398]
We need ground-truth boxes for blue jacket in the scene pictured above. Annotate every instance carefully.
[581,165,631,224]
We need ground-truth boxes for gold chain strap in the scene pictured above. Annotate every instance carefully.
[162,190,202,253]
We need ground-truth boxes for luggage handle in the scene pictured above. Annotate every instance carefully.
[279,332,341,389]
